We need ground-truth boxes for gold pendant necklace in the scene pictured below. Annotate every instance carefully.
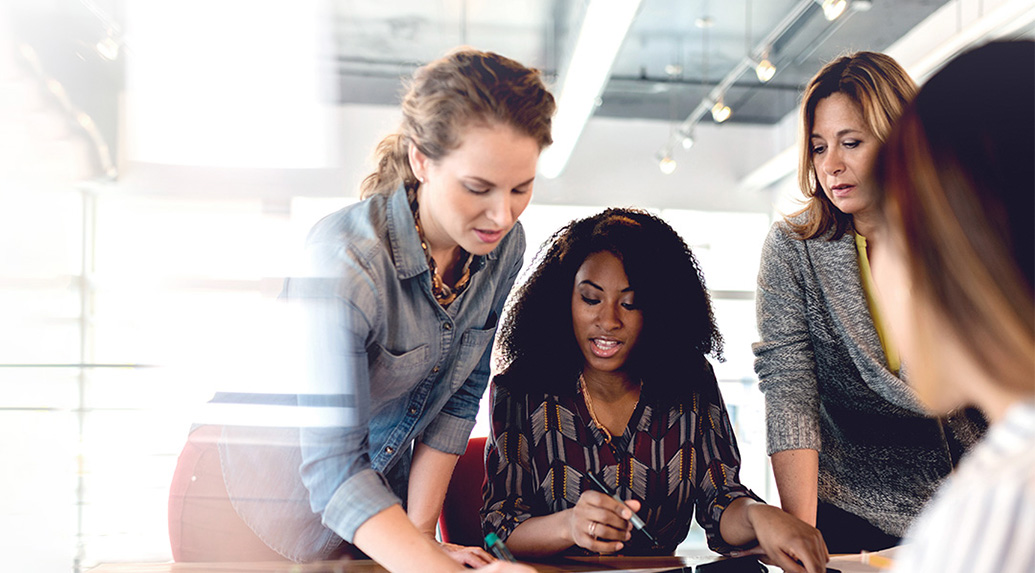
[578,373,641,445]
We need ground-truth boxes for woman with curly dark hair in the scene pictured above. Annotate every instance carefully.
[481,208,828,572]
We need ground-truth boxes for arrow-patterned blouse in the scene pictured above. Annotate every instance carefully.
[480,364,762,556]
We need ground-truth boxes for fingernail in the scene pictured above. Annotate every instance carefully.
[622,510,631,519]
[729,551,741,558]
[616,543,623,550]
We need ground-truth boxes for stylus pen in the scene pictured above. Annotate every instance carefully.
[586,472,658,546]
[484,532,517,562]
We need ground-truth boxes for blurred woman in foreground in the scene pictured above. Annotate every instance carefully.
[872,40,1034,573]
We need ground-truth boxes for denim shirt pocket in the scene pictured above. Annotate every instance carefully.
[368,342,431,404]
[446,313,499,392]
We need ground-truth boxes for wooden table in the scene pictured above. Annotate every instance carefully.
[88,553,715,573]
[87,549,893,572]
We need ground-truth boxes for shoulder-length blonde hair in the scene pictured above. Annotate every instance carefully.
[877,40,1034,396]
[359,48,555,199]
[789,51,916,240]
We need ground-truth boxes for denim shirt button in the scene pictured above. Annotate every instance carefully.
[432,366,440,373]
[442,322,452,331]
[408,406,418,415]
[385,446,394,454]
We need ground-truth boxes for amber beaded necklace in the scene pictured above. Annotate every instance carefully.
[409,187,472,308]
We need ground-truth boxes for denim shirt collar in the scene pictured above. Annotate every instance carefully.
[384,184,494,280]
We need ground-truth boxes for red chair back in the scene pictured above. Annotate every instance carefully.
[438,436,488,547]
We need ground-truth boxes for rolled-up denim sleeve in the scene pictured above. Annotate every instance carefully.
[421,412,478,456]
[295,243,401,543]
[320,468,398,541]
[421,226,525,455]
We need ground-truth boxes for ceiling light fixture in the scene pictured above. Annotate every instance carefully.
[656,0,823,162]
[538,0,644,179]
[680,131,695,150]
[81,0,126,60]
[818,0,848,21]
[658,154,677,175]
[96,35,120,60]
[710,98,732,123]
[755,57,776,82]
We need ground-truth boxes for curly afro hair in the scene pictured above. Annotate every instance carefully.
[495,208,723,400]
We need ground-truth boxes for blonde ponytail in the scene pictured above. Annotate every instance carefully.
[360,133,416,199]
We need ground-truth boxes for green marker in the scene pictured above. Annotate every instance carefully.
[484,532,517,562]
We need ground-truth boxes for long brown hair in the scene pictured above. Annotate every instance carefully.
[877,40,1034,394]
[789,51,916,240]
[360,48,555,199]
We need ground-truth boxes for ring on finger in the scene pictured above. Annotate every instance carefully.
[588,521,596,537]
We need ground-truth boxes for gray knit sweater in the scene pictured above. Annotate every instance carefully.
[753,219,983,537]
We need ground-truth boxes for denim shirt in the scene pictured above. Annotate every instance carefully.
[286,184,525,547]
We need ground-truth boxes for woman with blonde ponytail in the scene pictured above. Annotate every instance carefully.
[296,47,553,572]
[168,47,553,573]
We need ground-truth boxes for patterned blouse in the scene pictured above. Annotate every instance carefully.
[481,363,762,555]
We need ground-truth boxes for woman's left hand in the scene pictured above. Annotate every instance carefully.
[439,541,496,568]
[738,503,829,573]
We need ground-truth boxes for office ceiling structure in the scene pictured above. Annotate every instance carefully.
[5,0,1035,186]
[332,0,952,124]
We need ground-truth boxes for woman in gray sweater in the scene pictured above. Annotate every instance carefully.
[753,52,984,553]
